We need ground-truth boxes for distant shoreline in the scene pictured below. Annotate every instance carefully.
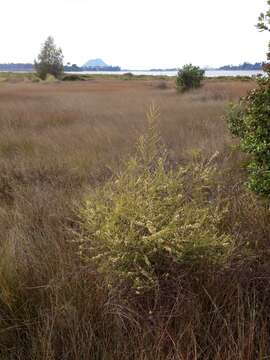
[0,69,264,78]
[0,62,263,74]
[65,69,264,78]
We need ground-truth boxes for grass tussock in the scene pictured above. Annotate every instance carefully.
[0,78,269,359]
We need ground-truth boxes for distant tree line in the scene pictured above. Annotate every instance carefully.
[0,62,121,73]
[0,62,261,73]
[150,63,263,72]
[218,62,263,71]
[71,65,121,72]
[64,62,121,72]
[0,63,34,71]
[0,65,122,75]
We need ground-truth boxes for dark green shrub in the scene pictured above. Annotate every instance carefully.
[122,72,134,80]
[34,36,64,80]
[176,64,205,92]
[226,1,270,197]
[62,74,86,81]
[123,72,133,77]
[227,76,270,196]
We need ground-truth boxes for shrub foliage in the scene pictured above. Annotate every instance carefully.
[34,36,64,80]
[228,77,270,195]
[227,3,270,196]
[78,106,232,290]
[176,64,205,92]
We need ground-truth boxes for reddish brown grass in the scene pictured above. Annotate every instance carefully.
[1,78,269,359]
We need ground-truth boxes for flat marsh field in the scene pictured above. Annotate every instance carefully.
[2,76,270,359]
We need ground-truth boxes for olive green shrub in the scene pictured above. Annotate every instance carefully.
[34,36,64,80]
[176,64,205,92]
[78,106,232,290]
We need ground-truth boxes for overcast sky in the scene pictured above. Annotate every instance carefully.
[0,0,269,69]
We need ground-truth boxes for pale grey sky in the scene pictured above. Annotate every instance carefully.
[1,0,269,69]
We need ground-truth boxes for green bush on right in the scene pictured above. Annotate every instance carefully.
[227,75,270,196]
[176,64,205,92]
[227,1,270,197]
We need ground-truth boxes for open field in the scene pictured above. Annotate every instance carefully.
[0,77,254,167]
[1,78,270,359]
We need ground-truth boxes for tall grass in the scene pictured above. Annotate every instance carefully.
[0,78,269,359]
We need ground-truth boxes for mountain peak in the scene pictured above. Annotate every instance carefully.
[83,58,108,68]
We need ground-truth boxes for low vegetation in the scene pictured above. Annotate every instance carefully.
[176,64,205,92]
[34,36,64,80]
[0,0,268,355]
[227,3,270,198]
[227,75,270,196]
[78,105,232,292]
[0,77,270,358]
[62,74,88,81]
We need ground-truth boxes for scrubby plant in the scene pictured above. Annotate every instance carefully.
[34,36,64,80]
[227,1,270,197]
[45,73,58,82]
[62,74,87,81]
[78,105,232,291]
[123,72,133,77]
[30,74,41,83]
[227,77,270,196]
[176,64,205,92]
[122,72,134,80]
[257,0,270,67]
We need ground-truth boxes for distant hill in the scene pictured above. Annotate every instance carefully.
[80,58,120,71]
[83,58,108,68]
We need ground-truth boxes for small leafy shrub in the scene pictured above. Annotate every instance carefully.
[123,72,134,80]
[62,74,87,81]
[176,64,205,92]
[123,72,133,77]
[30,74,41,83]
[45,74,58,82]
[35,36,64,80]
[78,106,232,291]
[227,75,270,196]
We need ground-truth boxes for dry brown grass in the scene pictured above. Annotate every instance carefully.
[1,78,269,359]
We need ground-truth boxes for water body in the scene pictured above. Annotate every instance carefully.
[74,70,264,77]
